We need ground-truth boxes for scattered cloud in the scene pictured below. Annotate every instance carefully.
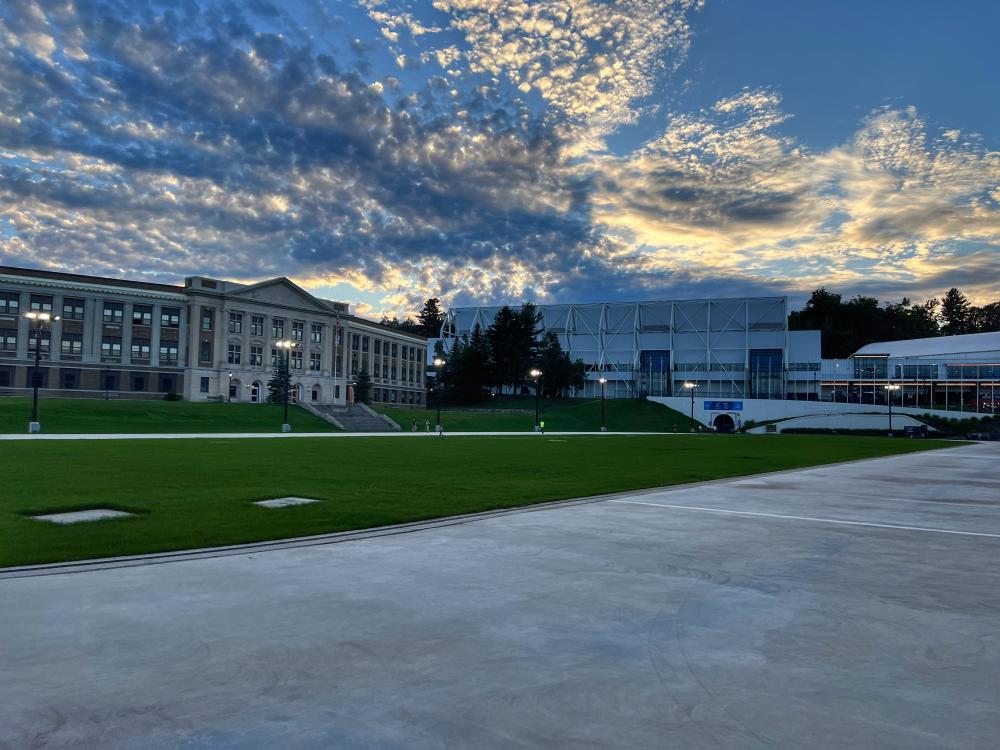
[0,0,996,320]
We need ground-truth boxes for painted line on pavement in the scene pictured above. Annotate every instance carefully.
[608,499,1000,539]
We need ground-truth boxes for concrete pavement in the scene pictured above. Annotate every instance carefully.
[1,442,998,748]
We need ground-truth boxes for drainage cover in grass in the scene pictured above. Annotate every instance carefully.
[31,509,135,524]
[253,497,320,509]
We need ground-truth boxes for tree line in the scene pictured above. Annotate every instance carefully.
[436,303,586,404]
[380,297,446,338]
[790,287,1000,359]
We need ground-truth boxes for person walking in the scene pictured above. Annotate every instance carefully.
[539,419,545,435]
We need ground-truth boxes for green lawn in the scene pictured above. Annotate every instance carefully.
[380,397,693,432]
[0,434,956,567]
[0,398,335,434]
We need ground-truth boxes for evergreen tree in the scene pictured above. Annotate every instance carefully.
[266,353,292,404]
[970,302,1000,332]
[418,297,446,338]
[537,332,586,397]
[354,370,372,404]
[939,288,972,335]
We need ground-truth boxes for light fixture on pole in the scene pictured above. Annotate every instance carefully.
[433,357,445,432]
[683,381,699,432]
[884,383,900,436]
[24,312,60,433]
[598,377,608,432]
[530,368,542,431]
[227,370,234,403]
[275,340,295,432]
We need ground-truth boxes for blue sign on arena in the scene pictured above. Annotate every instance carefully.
[704,400,743,411]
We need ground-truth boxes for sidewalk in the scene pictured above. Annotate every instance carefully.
[0,430,674,440]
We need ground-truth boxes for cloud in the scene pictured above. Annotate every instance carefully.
[0,1,997,319]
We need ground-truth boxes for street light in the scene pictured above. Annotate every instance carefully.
[598,377,608,432]
[683,381,699,432]
[24,312,60,433]
[275,340,296,432]
[530,368,542,431]
[884,383,901,436]
[227,371,233,403]
[433,357,445,432]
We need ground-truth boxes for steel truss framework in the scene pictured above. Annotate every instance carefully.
[442,297,789,398]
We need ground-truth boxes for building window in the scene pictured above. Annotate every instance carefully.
[251,315,264,336]
[201,308,214,331]
[160,344,178,364]
[391,343,398,358]
[199,340,212,363]
[362,336,369,353]
[335,384,341,399]
[0,292,19,315]
[351,334,360,351]
[228,312,243,334]
[291,350,303,370]
[309,352,321,371]
[132,305,153,326]
[61,369,80,389]
[131,372,148,392]
[0,329,17,352]
[374,362,381,378]
[200,376,210,393]
[30,295,53,313]
[63,298,85,321]
[102,301,124,324]
[158,374,177,393]
[250,345,263,366]
[310,323,322,343]
[374,339,381,355]
[131,338,151,360]
[292,321,304,341]
[161,307,181,328]
[373,388,380,402]
[272,318,285,339]
[271,348,279,367]
[351,355,358,375]
[390,365,397,380]
[228,343,242,365]
[101,336,122,361]
[29,329,51,354]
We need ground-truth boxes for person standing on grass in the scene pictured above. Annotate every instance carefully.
[411,418,417,432]
[540,420,545,435]
[425,419,430,433]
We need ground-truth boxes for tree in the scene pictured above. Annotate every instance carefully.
[537,332,586,397]
[486,303,543,392]
[939,288,972,335]
[354,370,372,404]
[418,297,446,338]
[266,352,291,404]
[380,314,422,335]
[970,302,1000,332]
[440,324,492,404]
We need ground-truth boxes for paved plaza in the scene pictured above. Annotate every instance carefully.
[2,442,998,749]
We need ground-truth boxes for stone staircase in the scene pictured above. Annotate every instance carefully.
[306,402,400,432]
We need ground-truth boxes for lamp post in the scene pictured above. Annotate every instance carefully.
[530,368,542,431]
[683,381,699,432]
[433,357,445,432]
[24,312,60,433]
[227,371,233,403]
[884,383,900,436]
[275,340,295,432]
[598,377,607,432]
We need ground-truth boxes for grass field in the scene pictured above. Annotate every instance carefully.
[0,434,957,567]
[380,397,693,432]
[0,398,335,434]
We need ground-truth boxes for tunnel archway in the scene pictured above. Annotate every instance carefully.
[713,413,736,432]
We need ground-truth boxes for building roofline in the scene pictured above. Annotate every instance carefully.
[0,265,183,294]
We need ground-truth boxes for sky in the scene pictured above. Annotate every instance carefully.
[0,0,997,319]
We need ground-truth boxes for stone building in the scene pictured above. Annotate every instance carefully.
[0,265,427,406]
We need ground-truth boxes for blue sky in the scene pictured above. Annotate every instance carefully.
[0,0,997,319]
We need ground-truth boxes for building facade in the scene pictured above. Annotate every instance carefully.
[0,266,427,407]
[443,297,823,399]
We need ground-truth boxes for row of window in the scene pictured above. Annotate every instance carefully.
[371,388,422,405]
[201,310,326,344]
[0,367,178,393]
[0,291,184,327]
[349,334,420,360]
[0,329,178,362]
